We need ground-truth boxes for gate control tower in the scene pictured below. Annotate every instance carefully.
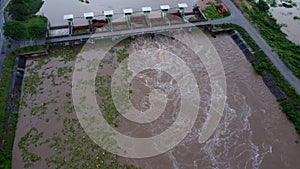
[64,14,74,35]
[84,12,94,33]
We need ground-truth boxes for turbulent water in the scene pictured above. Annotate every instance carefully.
[12,32,300,169]
[117,33,300,169]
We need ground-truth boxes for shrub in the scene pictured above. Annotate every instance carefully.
[3,20,27,40]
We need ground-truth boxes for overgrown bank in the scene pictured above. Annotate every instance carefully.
[218,23,300,134]
[0,53,17,169]
[241,0,300,80]
[0,45,46,169]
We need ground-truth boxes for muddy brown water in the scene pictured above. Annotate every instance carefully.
[116,33,300,169]
[12,32,300,169]
[269,0,300,44]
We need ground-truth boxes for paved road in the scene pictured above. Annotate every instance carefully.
[219,0,300,94]
[47,0,300,95]
[2,0,300,94]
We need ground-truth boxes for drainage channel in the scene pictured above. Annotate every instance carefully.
[1,55,26,148]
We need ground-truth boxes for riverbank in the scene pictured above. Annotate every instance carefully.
[0,52,16,169]
[232,0,300,80]
[10,30,300,168]
[0,45,47,169]
[218,23,300,134]
[269,0,300,44]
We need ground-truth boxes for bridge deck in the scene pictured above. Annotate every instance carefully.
[46,21,212,44]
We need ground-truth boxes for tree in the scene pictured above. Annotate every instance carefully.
[257,0,270,12]
[27,23,47,39]
[7,0,44,21]
[3,20,27,40]
[0,151,11,169]
[7,2,30,20]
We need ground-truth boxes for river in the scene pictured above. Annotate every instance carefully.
[269,0,300,44]
[12,31,300,169]
[117,32,300,169]
[37,0,196,26]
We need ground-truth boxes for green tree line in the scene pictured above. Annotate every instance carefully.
[3,0,47,40]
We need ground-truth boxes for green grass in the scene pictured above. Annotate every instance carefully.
[0,45,47,169]
[0,52,17,169]
[242,0,300,80]
[23,16,47,27]
[203,6,230,20]
[219,23,300,134]
[14,45,47,55]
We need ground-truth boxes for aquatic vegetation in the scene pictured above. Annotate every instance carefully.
[95,40,131,127]
[15,39,138,168]
[293,16,300,20]
[18,128,43,169]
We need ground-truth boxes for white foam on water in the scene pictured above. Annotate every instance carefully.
[199,84,272,169]
[168,150,179,169]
